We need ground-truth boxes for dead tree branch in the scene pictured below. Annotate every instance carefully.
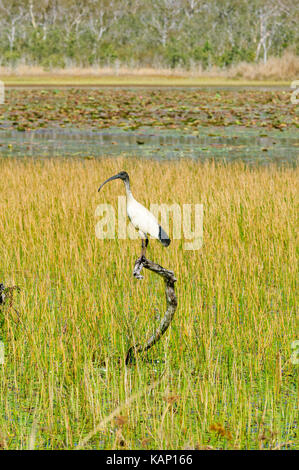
[126,256,177,364]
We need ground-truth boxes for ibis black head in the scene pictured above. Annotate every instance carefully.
[98,171,129,192]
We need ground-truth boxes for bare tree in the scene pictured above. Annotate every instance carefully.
[144,0,185,48]
[254,0,292,63]
[0,0,27,51]
[86,0,129,42]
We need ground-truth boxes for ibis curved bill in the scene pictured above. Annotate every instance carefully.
[98,171,170,257]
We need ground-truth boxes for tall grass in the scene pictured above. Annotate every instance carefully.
[227,52,299,81]
[0,157,297,450]
[1,51,298,82]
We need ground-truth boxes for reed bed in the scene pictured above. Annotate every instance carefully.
[0,157,297,450]
[1,51,298,81]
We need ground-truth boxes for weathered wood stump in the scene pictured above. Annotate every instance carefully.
[126,256,177,364]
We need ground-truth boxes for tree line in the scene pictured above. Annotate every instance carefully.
[0,0,298,69]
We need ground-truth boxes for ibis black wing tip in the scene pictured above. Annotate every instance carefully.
[159,226,171,247]
[162,238,171,247]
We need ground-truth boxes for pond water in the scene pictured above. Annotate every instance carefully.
[0,126,298,166]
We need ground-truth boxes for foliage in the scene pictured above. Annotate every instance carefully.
[0,158,297,449]
[1,88,298,132]
[0,0,298,69]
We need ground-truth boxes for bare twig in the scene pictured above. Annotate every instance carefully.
[126,256,177,364]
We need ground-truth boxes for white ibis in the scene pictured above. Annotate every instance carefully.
[98,171,170,258]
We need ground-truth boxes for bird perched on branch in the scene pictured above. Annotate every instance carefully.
[98,171,170,258]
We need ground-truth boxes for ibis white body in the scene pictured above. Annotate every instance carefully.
[98,171,170,248]
[127,191,160,241]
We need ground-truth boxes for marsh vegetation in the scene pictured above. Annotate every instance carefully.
[0,158,297,449]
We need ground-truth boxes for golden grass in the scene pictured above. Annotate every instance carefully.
[1,52,298,86]
[0,157,297,449]
[1,76,289,87]
[228,52,299,81]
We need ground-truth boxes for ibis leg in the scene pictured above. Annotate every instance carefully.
[141,237,149,258]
